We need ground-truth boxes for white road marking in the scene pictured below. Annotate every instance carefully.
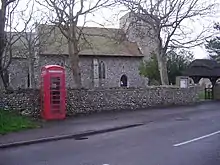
[174,130,220,147]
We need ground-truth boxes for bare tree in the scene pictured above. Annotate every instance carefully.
[0,0,19,89]
[12,25,39,89]
[1,0,54,89]
[116,0,219,85]
[1,0,40,89]
[36,0,114,88]
[12,1,49,88]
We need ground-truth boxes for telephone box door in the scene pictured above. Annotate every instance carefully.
[50,76,63,114]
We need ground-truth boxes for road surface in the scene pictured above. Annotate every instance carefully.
[1,103,220,165]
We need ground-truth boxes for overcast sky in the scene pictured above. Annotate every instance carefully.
[2,0,220,59]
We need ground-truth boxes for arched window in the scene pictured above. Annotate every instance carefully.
[120,74,128,87]
[98,61,106,79]
[27,72,30,88]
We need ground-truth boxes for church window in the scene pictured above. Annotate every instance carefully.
[98,61,106,79]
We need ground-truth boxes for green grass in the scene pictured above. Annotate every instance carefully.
[0,110,37,134]
[198,91,205,100]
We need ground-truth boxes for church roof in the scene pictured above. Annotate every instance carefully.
[5,32,35,58]
[37,25,143,57]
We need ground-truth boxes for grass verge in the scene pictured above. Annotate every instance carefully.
[0,110,37,135]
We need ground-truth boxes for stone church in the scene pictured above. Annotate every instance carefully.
[0,13,158,89]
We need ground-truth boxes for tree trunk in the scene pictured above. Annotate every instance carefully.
[28,52,33,88]
[157,53,169,85]
[0,68,8,89]
[0,6,8,90]
[28,47,35,88]
[68,40,81,88]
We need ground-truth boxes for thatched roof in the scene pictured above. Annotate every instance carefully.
[183,59,220,78]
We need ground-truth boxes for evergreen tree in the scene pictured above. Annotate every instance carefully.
[206,23,220,62]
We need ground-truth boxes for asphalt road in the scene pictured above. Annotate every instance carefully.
[2,103,220,165]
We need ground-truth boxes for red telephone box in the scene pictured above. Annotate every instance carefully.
[40,65,66,120]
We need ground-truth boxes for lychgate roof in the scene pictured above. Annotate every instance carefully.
[183,59,220,84]
[183,59,220,77]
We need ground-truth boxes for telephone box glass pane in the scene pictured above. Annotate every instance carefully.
[50,77,61,113]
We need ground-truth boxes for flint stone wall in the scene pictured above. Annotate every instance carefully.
[0,86,199,117]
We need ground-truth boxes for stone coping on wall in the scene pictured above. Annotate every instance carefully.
[67,85,194,91]
[0,85,197,93]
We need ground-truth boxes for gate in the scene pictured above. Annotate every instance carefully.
[205,87,213,100]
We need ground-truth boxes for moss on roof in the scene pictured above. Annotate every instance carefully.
[37,25,143,57]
